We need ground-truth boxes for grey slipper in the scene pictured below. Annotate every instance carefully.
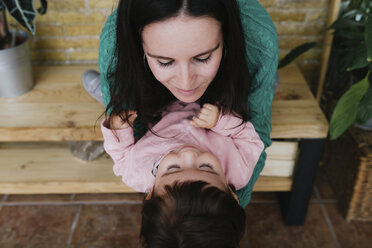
[68,141,105,161]
[82,70,104,104]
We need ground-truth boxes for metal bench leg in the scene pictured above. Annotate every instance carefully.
[277,138,325,226]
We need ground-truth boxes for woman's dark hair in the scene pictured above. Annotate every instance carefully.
[107,0,250,136]
[140,181,246,248]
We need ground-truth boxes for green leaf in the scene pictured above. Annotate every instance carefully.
[342,9,364,19]
[334,27,364,41]
[365,17,372,62]
[348,0,362,10]
[328,18,364,31]
[3,0,37,34]
[330,73,370,139]
[336,38,363,48]
[346,45,369,71]
[356,72,372,123]
[278,42,319,69]
[337,45,367,72]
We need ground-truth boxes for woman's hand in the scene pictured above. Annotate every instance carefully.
[109,111,137,130]
[190,104,220,129]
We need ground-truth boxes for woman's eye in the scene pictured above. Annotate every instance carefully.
[199,163,213,169]
[167,164,180,171]
[158,60,173,67]
[195,55,211,63]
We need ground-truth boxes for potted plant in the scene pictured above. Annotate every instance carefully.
[278,0,372,140]
[0,0,47,98]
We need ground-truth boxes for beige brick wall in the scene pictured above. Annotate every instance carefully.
[7,0,118,63]
[270,0,330,92]
[8,0,329,89]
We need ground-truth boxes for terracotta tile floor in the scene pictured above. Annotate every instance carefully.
[1,168,372,248]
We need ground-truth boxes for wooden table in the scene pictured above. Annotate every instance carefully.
[0,63,328,225]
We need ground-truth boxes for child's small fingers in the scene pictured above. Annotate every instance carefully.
[126,111,137,118]
[110,115,129,129]
[127,110,137,115]
[128,116,136,123]
[190,120,197,127]
[192,116,208,127]
[128,113,137,121]
[202,103,212,109]
[197,112,209,121]
[203,104,217,111]
[199,107,211,115]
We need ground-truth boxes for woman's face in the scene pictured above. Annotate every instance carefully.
[141,14,223,103]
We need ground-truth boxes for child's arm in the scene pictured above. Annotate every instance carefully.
[101,111,137,163]
[190,104,263,155]
[211,113,264,170]
[213,113,265,190]
[102,112,154,192]
[108,111,137,130]
[191,103,263,169]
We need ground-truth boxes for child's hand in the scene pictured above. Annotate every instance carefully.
[109,111,137,130]
[190,104,219,129]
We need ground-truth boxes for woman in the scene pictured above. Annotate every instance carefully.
[89,0,278,207]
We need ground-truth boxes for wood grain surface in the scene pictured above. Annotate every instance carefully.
[0,63,328,141]
[0,142,293,193]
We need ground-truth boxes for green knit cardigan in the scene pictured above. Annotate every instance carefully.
[98,0,279,207]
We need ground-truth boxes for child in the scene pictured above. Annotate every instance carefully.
[101,101,264,196]
[102,101,264,247]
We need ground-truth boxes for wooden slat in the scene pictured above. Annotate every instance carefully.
[0,142,134,194]
[252,176,292,192]
[261,160,296,177]
[263,141,298,177]
[0,127,103,142]
[0,142,292,194]
[272,64,329,138]
[274,83,314,101]
[266,141,298,160]
[0,63,328,141]
[271,100,328,138]
[0,65,105,141]
[278,63,308,84]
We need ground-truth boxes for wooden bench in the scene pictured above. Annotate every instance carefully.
[0,63,328,225]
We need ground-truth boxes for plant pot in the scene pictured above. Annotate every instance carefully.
[0,30,34,98]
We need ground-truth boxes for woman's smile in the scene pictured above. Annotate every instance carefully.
[176,87,198,96]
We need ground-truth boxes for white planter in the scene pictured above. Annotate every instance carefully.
[0,30,34,98]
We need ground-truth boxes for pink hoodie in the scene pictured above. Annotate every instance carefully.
[101,101,264,193]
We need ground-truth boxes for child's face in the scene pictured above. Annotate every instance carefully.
[153,144,229,195]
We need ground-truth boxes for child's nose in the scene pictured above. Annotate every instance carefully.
[179,150,199,167]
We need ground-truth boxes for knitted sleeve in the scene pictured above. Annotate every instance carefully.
[236,0,279,207]
[98,10,118,108]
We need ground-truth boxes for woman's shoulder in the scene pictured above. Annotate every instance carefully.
[98,10,118,79]
[237,0,278,59]
[100,10,118,42]
[237,0,274,27]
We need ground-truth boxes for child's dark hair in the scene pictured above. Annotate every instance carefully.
[140,181,246,248]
